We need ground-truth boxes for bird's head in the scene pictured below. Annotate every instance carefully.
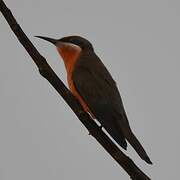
[35,35,94,66]
[58,36,94,51]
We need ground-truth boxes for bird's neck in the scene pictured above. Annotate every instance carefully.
[57,46,81,74]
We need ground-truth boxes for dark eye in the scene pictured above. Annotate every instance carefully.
[70,39,81,46]
[69,38,74,43]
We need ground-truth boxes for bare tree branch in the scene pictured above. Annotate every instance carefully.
[0,1,151,179]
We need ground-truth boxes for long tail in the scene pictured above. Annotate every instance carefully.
[115,112,152,164]
[99,112,152,164]
[124,127,152,164]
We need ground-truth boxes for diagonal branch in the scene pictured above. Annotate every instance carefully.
[0,1,151,179]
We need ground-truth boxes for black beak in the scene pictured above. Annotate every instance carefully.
[35,36,58,45]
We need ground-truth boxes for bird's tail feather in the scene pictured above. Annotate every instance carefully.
[123,127,152,164]
[115,112,152,164]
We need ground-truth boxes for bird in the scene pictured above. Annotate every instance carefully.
[35,35,152,164]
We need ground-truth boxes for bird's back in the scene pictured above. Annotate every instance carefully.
[72,50,152,164]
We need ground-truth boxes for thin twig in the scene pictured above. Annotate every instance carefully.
[0,1,151,179]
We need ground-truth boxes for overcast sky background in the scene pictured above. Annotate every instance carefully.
[0,0,179,179]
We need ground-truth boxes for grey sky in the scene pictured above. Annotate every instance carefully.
[0,0,179,179]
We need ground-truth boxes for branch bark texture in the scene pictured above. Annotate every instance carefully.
[0,1,151,179]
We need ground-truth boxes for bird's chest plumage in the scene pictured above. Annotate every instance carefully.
[57,46,91,113]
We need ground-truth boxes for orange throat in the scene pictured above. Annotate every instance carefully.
[57,45,81,73]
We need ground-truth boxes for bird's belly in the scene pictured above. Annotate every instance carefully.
[67,76,94,118]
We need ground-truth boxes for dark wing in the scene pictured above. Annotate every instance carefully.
[72,51,152,164]
[72,52,128,149]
